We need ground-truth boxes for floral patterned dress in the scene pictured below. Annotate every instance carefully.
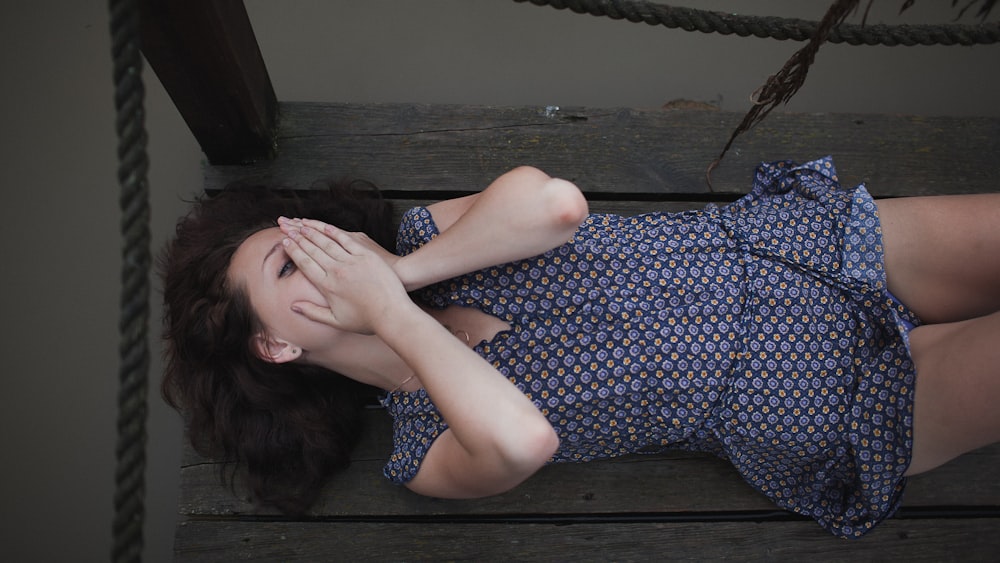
[381,157,919,538]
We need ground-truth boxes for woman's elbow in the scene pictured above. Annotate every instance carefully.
[517,421,560,469]
[539,426,561,461]
[501,166,588,232]
[543,177,589,230]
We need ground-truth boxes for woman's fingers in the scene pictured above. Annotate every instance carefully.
[281,219,409,335]
[288,225,351,263]
[280,217,370,256]
[279,217,338,240]
[281,230,351,296]
[302,220,368,256]
[281,236,329,283]
[290,300,336,326]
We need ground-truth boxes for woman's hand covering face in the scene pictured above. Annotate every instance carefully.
[279,218,409,335]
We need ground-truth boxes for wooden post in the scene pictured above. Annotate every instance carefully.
[139,0,277,165]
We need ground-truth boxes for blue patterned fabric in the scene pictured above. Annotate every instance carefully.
[381,157,919,537]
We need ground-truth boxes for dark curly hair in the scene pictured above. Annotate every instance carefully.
[159,178,394,514]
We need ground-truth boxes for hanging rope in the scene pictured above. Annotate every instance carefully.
[109,0,151,560]
[513,0,1000,45]
[98,5,991,561]
[516,0,998,187]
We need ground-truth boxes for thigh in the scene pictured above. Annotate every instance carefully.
[877,194,1000,324]
[906,309,1000,475]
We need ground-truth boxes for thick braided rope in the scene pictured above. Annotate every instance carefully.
[513,0,1000,45]
[109,0,150,561]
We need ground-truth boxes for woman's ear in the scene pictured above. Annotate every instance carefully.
[252,333,302,364]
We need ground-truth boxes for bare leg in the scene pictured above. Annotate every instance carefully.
[906,310,1000,474]
[876,193,1000,473]
[877,194,1000,323]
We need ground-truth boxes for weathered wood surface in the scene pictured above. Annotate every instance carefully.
[174,519,1000,562]
[181,102,1000,560]
[140,0,277,164]
[204,102,1000,197]
[179,410,1000,517]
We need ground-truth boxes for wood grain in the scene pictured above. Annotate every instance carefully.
[178,410,1000,517]
[178,101,1000,559]
[174,518,1000,562]
[204,102,1000,197]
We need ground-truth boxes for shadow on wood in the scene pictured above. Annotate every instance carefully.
[178,103,1000,561]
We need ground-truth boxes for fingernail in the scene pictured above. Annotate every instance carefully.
[291,305,302,314]
[278,216,289,223]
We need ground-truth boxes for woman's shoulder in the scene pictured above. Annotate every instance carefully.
[381,389,449,484]
[396,206,440,255]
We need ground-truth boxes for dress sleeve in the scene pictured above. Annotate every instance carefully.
[395,206,441,257]
[381,389,449,484]
[382,208,450,483]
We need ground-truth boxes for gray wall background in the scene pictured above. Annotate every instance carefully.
[2,1,996,561]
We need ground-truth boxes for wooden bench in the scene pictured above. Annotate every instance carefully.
[138,2,1000,559]
[171,101,1000,561]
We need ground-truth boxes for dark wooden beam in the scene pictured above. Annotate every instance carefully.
[205,103,1000,197]
[139,0,277,165]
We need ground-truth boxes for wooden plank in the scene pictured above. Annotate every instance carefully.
[204,102,1000,196]
[174,518,1000,562]
[179,450,774,517]
[139,0,276,164]
[178,410,1000,517]
[183,101,1000,560]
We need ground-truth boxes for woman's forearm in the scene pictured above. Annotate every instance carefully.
[376,302,556,469]
[279,219,556,495]
[394,166,588,291]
